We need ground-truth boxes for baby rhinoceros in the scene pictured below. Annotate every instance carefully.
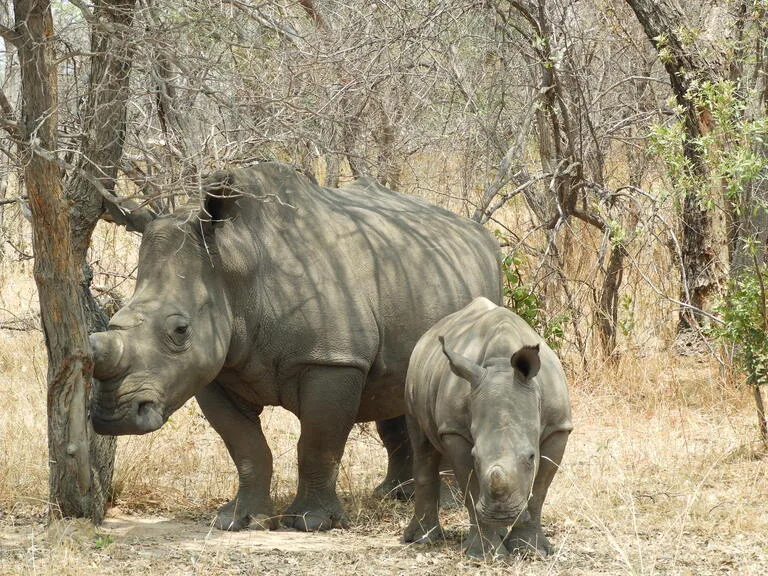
[404,297,572,559]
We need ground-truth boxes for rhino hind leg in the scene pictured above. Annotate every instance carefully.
[196,382,277,531]
[374,416,414,500]
[504,429,570,558]
[403,415,443,544]
[282,366,364,531]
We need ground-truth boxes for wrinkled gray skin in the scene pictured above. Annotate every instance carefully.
[404,297,572,559]
[90,163,502,532]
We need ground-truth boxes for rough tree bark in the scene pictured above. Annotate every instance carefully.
[625,0,730,331]
[13,0,99,519]
[11,0,138,522]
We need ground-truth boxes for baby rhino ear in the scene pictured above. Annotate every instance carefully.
[439,336,486,389]
[511,344,541,380]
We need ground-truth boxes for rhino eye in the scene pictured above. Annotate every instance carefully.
[165,316,191,348]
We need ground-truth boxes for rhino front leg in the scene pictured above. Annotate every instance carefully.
[442,434,506,559]
[504,430,570,557]
[374,416,414,500]
[403,415,443,543]
[283,365,364,531]
[196,382,277,531]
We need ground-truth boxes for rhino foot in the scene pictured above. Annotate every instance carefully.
[403,518,443,544]
[213,498,278,531]
[282,495,349,531]
[463,525,508,560]
[374,477,414,501]
[503,524,552,558]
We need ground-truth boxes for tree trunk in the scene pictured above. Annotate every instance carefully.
[14,0,99,520]
[596,243,625,356]
[755,384,768,450]
[624,0,730,331]
[68,0,136,260]
[65,0,138,518]
[13,0,137,523]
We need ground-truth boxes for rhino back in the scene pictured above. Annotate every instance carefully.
[406,297,572,448]
[204,164,501,412]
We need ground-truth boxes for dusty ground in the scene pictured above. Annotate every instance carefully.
[2,467,767,576]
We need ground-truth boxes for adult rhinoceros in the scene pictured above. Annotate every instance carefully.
[89,162,502,532]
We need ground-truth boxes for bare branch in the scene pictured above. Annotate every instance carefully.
[472,89,548,223]
[0,24,19,46]
[28,141,157,232]
[66,0,96,22]
[0,89,20,139]
[0,196,25,206]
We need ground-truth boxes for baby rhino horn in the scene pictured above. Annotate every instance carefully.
[439,335,486,389]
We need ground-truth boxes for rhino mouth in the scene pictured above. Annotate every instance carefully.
[91,374,169,435]
[475,500,531,526]
[91,398,167,435]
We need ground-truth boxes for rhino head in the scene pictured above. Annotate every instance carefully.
[90,205,234,436]
[440,336,541,526]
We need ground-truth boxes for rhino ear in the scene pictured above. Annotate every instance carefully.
[439,336,486,389]
[511,344,541,380]
[200,170,244,224]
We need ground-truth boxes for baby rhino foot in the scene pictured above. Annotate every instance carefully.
[503,524,552,558]
[213,497,277,531]
[464,527,508,560]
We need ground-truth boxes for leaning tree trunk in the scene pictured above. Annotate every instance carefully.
[14,0,100,519]
[625,0,730,331]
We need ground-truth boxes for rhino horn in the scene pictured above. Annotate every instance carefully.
[511,344,541,379]
[90,331,125,380]
[439,335,486,389]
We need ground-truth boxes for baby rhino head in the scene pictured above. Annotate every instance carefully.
[440,336,542,526]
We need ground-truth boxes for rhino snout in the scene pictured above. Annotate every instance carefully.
[488,465,511,500]
[476,450,537,525]
[90,331,125,380]
[484,450,536,496]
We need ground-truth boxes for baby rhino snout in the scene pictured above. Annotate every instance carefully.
[486,449,536,497]
[488,465,511,500]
